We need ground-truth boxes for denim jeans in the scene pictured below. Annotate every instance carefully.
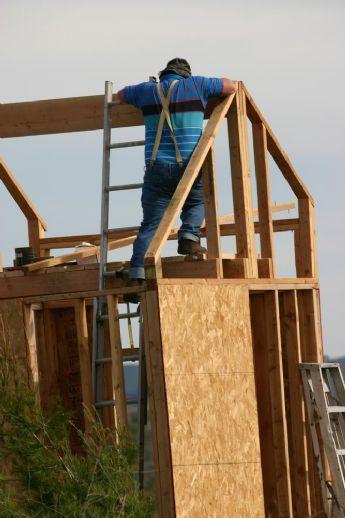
[129,162,205,279]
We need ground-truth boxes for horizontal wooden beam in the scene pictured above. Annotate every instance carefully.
[40,209,298,254]
[0,94,221,138]
[0,158,47,228]
[243,85,313,203]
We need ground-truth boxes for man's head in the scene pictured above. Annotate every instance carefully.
[159,58,192,79]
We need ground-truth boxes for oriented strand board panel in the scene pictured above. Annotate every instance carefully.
[157,283,264,516]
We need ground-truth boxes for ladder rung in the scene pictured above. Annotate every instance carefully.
[103,271,117,277]
[327,406,345,413]
[95,357,111,365]
[336,449,345,455]
[106,226,140,234]
[106,183,143,192]
[109,140,145,149]
[97,311,139,322]
[95,398,138,409]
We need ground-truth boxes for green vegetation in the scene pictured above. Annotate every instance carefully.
[0,351,153,517]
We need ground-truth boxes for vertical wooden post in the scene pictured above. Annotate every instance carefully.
[228,83,258,278]
[265,290,293,516]
[23,304,40,400]
[107,295,128,430]
[250,293,279,516]
[297,289,325,514]
[28,219,48,258]
[74,299,94,433]
[279,290,311,517]
[252,122,275,277]
[202,146,222,277]
[294,198,318,278]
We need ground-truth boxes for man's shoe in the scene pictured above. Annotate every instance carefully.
[177,238,207,256]
[123,278,146,304]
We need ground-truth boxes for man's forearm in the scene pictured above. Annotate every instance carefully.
[222,78,238,95]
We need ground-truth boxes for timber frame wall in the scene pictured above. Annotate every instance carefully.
[0,82,325,516]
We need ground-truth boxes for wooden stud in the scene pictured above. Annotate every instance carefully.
[227,83,258,278]
[141,289,175,517]
[263,291,293,516]
[250,293,279,516]
[297,289,324,514]
[202,147,222,276]
[28,219,47,258]
[279,291,311,517]
[23,304,40,398]
[74,299,94,433]
[295,198,318,278]
[145,93,235,275]
[257,258,274,279]
[252,122,275,276]
[106,295,128,431]
[162,258,221,279]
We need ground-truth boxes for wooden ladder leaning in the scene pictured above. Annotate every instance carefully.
[300,363,345,517]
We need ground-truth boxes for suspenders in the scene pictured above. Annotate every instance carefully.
[150,80,184,167]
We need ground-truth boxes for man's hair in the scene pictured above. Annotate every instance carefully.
[159,58,192,79]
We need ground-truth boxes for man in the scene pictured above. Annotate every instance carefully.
[117,58,237,302]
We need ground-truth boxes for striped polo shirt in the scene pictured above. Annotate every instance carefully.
[123,73,223,164]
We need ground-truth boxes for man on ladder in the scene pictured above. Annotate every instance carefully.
[117,58,237,302]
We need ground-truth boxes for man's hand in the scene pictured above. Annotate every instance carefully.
[222,79,238,96]
[115,89,126,104]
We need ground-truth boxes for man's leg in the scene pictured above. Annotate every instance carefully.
[129,169,172,280]
[178,174,206,253]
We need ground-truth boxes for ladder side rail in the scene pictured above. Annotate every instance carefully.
[300,367,331,516]
[309,368,345,511]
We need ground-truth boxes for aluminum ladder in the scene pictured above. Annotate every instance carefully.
[92,81,148,487]
[300,362,345,517]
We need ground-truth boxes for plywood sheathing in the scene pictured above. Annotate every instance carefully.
[145,282,265,517]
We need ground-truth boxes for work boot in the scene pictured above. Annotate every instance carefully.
[123,278,146,304]
[177,238,207,256]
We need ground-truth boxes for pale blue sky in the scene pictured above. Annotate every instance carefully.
[1,0,344,356]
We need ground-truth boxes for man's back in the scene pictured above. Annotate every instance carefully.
[123,73,223,164]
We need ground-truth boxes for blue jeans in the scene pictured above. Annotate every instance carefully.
[129,163,205,279]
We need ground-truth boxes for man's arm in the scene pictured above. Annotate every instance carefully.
[221,78,238,95]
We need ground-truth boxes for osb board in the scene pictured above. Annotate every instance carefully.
[173,464,264,518]
[158,284,254,374]
[156,283,264,516]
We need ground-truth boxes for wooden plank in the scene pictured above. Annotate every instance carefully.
[39,203,295,252]
[162,258,221,279]
[24,236,135,272]
[243,85,313,202]
[0,159,47,228]
[297,289,324,514]
[250,293,278,516]
[263,291,293,516]
[107,295,128,430]
[0,94,223,139]
[257,258,274,279]
[74,299,94,433]
[202,147,222,276]
[23,303,40,396]
[142,289,175,517]
[252,122,275,276]
[294,198,318,278]
[0,268,123,300]
[145,93,235,271]
[228,83,257,277]
[28,219,47,258]
[279,291,311,517]
[222,258,249,279]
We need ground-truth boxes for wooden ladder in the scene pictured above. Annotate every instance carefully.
[300,363,345,517]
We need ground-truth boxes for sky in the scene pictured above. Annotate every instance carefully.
[0,0,344,357]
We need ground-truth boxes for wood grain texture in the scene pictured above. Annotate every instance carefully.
[153,283,264,516]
